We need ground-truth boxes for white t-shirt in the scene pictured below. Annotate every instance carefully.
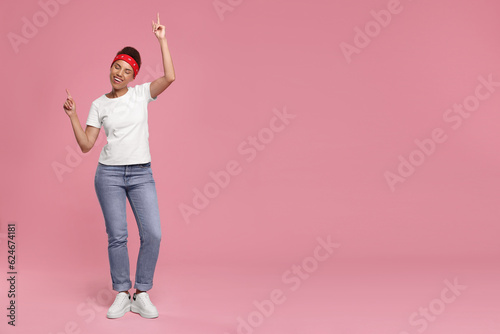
[86,82,157,165]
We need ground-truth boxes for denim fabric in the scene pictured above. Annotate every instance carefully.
[94,162,162,292]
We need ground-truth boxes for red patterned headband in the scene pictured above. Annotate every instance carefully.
[111,54,139,78]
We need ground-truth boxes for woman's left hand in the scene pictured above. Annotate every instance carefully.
[152,12,166,40]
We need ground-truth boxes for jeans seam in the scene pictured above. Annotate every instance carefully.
[127,190,148,246]
[127,192,149,288]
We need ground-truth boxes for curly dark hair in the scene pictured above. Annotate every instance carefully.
[116,46,142,71]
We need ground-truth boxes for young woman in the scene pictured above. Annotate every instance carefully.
[63,13,175,319]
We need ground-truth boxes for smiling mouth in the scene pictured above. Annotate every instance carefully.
[113,77,123,83]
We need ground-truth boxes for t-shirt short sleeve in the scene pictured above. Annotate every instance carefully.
[86,100,101,128]
[140,82,157,103]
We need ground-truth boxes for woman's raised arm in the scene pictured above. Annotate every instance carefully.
[63,89,100,153]
[150,12,176,100]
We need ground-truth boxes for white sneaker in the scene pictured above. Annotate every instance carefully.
[106,292,131,319]
[131,292,159,318]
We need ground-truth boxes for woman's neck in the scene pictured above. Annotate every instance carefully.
[107,87,128,99]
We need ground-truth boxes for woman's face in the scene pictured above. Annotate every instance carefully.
[110,60,135,89]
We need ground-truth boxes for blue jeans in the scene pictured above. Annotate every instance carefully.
[94,162,162,292]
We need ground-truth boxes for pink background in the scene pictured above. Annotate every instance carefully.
[1,0,499,333]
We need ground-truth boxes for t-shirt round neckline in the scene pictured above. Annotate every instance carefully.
[104,87,130,100]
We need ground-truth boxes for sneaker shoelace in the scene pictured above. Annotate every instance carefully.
[136,293,153,307]
[112,293,129,307]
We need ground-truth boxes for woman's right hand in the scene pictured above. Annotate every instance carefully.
[63,89,76,117]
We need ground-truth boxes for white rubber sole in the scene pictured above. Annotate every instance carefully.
[107,304,131,319]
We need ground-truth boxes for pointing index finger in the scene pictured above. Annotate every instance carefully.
[157,12,160,24]
[66,89,72,98]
